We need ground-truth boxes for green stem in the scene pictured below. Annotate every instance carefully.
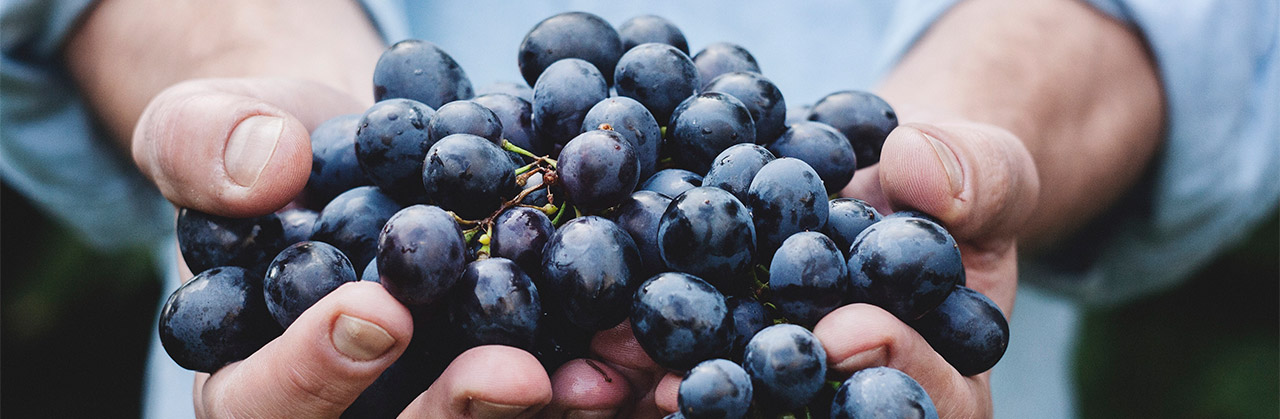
[503,139,540,160]
[515,161,540,176]
[551,202,574,226]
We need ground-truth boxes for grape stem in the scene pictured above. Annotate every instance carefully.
[503,140,557,167]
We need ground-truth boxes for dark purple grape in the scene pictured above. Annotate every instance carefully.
[376,205,466,306]
[582,96,662,180]
[531,310,593,373]
[518,12,623,86]
[608,190,672,275]
[177,208,285,277]
[742,324,827,412]
[692,43,760,88]
[540,216,643,331]
[614,43,699,123]
[307,114,372,206]
[519,171,550,207]
[532,58,610,146]
[846,217,963,321]
[427,100,504,145]
[785,105,812,127]
[475,81,533,102]
[354,99,435,203]
[618,15,689,54]
[658,187,756,290]
[678,359,753,419]
[373,39,473,109]
[725,296,768,361]
[263,241,358,328]
[630,272,731,370]
[360,260,378,283]
[640,168,703,198]
[831,367,938,419]
[276,207,318,246]
[491,206,555,275]
[824,198,882,257]
[311,186,401,269]
[807,90,897,169]
[557,129,639,212]
[667,92,756,174]
[702,143,775,203]
[746,158,829,259]
[768,121,857,194]
[449,258,541,351]
[159,266,281,373]
[910,286,1009,376]
[420,133,519,219]
[703,71,786,144]
[768,232,849,327]
[472,93,547,156]
[883,209,942,226]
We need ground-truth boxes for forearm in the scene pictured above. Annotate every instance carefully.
[877,0,1164,251]
[64,0,386,147]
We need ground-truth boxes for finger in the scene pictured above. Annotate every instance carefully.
[399,346,552,418]
[540,359,632,418]
[839,164,890,214]
[814,304,991,418]
[653,373,681,415]
[589,321,671,418]
[196,281,413,419]
[133,77,366,217]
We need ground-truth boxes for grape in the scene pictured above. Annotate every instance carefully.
[490,206,555,275]
[630,272,731,370]
[702,143,775,203]
[354,98,435,203]
[785,104,812,127]
[692,42,761,88]
[640,168,703,198]
[658,187,756,291]
[618,15,689,54]
[176,208,285,277]
[824,198,882,257]
[276,207,318,246]
[158,266,280,373]
[725,296,768,361]
[747,158,829,259]
[846,217,963,321]
[448,258,541,351]
[426,100,504,145]
[360,259,378,283]
[531,310,593,372]
[614,43,700,123]
[420,133,519,219]
[263,241,358,328]
[807,90,897,169]
[540,216,643,331]
[678,359,753,419]
[519,171,550,207]
[472,93,547,156]
[532,58,610,145]
[475,81,533,102]
[884,208,942,225]
[768,231,849,327]
[667,92,757,174]
[831,367,938,419]
[581,96,662,180]
[910,285,1009,376]
[376,204,466,306]
[742,324,827,412]
[703,71,787,144]
[519,12,623,86]
[311,186,401,269]
[557,129,639,212]
[768,121,857,194]
[373,39,473,109]
[307,114,371,206]
[608,190,672,275]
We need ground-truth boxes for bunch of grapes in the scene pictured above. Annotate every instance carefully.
[158,12,1010,418]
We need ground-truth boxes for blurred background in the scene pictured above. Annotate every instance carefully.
[2,182,1276,418]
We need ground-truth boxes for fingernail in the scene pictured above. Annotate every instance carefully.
[832,346,888,373]
[332,314,395,361]
[923,133,963,195]
[469,399,531,418]
[564,409,617,419]
[225,115,284,187]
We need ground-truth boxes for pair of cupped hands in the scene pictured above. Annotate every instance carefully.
[139,77,1038,419]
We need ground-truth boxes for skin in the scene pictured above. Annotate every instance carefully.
[65,0,1161,417]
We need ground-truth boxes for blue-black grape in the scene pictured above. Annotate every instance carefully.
[427,100,504,145]
[373,39,473,109]
[824,198,882,257]
[449,258,541,351]
[657,186,756,290]
[263,241,358,328]
[678,358,753,419]
[176,208,285,277]
[692,43,760,88]
[640,168,703,198]
[376,204,466,306]
[582,96,662,180]
[540,216,643,331]
[519,171,550,207]
[557,129,639,212]
[768,231,849,327]
[768,121,857,194]
[421,133,519,219]
[846,217,963,321]
[703,71,786,144]
[910,285,1009,376]
[475,81,533,102]
[702,143,775,203]
[630,272,731,370]
[472,93,548,156]
[742,324,827,412]
[807,90,897,169]
[831,367,938,419]
[518,12,623,86]
[785,105,812,127]
[608,190,672,275]
[277,207,318,246]
[667,92,756,174]
[725,296,768,361]
[360,259,378,283]
[619,15,689,54]
[354,98,435,203]
[883,209,942,226]
[159,266,281,373]
[746,158,829,259]
[311,186,402,269]
[307,114,372,206]
[532,58,610,146]
[614,43,700,123]
[490,206,555,276]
